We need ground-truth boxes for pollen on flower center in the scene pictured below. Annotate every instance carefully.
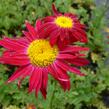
[27,39,58,67]
[54,16,73,28]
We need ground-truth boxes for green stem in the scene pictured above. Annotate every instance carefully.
[49,81,56,109]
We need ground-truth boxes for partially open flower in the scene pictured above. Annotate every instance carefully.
[39,4,88,48]
[0,20,89,99]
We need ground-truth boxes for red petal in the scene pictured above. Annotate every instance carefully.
[56,60,85,76]
[42,69,48,92]
[64,13,77,18]
[29,68,42,94]
[59,80,70,91]
[52,3,59,15]
[25,21,37,40]
[53,63,70,90]
[69,67,85,76]
[48,66,58,79]
[53,63,70,81]
[0,51,30,66]
[23,31,34,42]
[50,30,59,46]
[74,29,87,43]
[35,19,42,31]
[0,37,27,50]
[67,58,90,66]
[61,46,89,53]
[45,24,57,36]
[49,64,70,91]
[7,65,34,83]
[57,54,78,60]
[60,29,66,41]
[35,71,42,98]
[0,57,30,66]
[40,88,47,99]
[17,77,25,89]
[43,16,54,22]
[39,23,57,38]
[40,68,48,99]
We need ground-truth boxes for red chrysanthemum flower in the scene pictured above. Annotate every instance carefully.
[0,20,89,99]
[39,4,88,48]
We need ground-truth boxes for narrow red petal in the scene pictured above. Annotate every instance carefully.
[40,88,47,99]
[50,30,59,46]
[52,3,59,15]
[0,37,27,50]
[17,77,25,89]
[7,65,34,83]
[57,54,78,60]
[0,57,30,66]
[35,19,42,31]
[64,13,77,18]
[56,60,85,76]
[23,31,34,42]
[39,23,56,38]
[43,16,54,22]
[59,80,70,91]
[42,69,48,92]
[29,68,42,94]
[53,63,70,81]
[45,24,57,36]
[69,67,85,76]
[35,71,42,98]
[67,58,90,66]
[60,29,66,41]
[61,46,89,53]
[52,63,70,90]
[48,66,58,79]
[40,68,48,99]
[0,51,30,66]
[74,29,87,43]
[25,21,37,40]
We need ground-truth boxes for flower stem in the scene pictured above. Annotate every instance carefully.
[49,81,56,109]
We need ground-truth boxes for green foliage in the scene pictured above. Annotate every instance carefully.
[0,0,109,109]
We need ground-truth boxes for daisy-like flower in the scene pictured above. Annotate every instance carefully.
[40,4,88,48]
[0,20,89,99]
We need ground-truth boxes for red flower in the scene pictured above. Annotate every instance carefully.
[26,104,36,109]
[0,20,89,99]
[39,4,88,48]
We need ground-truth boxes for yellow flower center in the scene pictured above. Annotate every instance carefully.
[54,16,73,28]
[27,39,58,67]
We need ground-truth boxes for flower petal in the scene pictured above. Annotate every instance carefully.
[23,31,34,42]
[43,16,54,22]
[25,21,38,40]
[61,46,89,53]
[52,3,59,15]
[35,69,42,98]
[29,68,42,94]
[48,65,58,79]
[52,63,70,90]
[50,30,59,46]
[69,67,85,76]
[35,19,42,31]
[7,65,34,83]
[0,56,30,66]
[40,68,48,99]
[67,58,90,66]
[57,54,77,60]
[0,51,30,66]
[56,60,85,76]
[0,37,27,50]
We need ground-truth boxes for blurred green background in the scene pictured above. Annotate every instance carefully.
[0,0,109,109]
